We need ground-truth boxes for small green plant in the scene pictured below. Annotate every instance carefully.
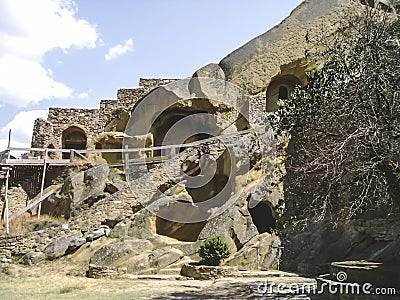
[199,235,231,266]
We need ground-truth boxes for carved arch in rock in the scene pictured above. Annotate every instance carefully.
[61,126,87,159]
[266,75,303,112]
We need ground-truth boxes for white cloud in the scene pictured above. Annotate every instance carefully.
[76,89,93,99]
[105,38,134,61]
[0,110,48,153]
[0,55,73,106]
[0,0,98,107]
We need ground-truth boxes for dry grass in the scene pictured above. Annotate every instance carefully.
[0,273,164,300]
[0,262,317,299]
[0,263,176,300]
[2,214,65,235]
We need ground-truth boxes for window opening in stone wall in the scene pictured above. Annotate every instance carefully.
[62,127,87,159]
[278,86,289,100]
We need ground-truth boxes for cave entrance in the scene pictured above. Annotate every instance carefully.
[150,100,250,242]
[62,126,87,159]
[249,201,276,234]
[149,101,219,157]
[156,216,207,242]
[95,138,122,164]
[266,75,303,112]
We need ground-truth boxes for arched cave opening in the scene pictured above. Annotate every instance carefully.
[149,102,218,157]
[249,201,276,234]
[156,216,207,242]
[266,75,303,112]
[62,126,87,159]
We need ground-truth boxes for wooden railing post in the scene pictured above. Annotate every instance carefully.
[124,145,129,170]
[37,148,48,220]
[4,167,10,234]
[70,149,75,162]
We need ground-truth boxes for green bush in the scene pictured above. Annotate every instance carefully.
[199,235,231,266]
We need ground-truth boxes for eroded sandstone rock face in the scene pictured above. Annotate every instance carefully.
[44,231,82,260]
[38,164,109,218]
[281,214,400,275]
[224,233,281,270]
[61,164,109,209]
[219,0,361,94]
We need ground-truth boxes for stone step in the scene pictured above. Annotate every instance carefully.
[158,268,182,275]
[126,274,186,281]
[236,270,300,278]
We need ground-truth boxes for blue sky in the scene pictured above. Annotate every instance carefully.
[0,0,303,151]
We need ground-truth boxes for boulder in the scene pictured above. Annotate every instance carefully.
[199,203,259,252]
[89,239,154,266]
[105,179,128,194]
[126,209,156,239]
[122,253,151,273]
[21,251,45,265]
[224,233,281,270]
[44,232,82,260]
[66,236,87,254]
[84,226,110,242]
[61,164,109,215]
[180,263,238,279]
[149,247,184,269]
[193,63,226,81]
[89,243,186,275]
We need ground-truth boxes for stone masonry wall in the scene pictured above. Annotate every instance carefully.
[0,227,65,260]
[31,78,179,151]
[98,79,179,131]
[138,78,179,92]
[31,118,55,149]
[98,88,146,131]
[47,108,100,149]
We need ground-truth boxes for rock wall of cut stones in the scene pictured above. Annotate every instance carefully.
[47,108,100,149]
[30,78,179,150]
[31,118,55,149]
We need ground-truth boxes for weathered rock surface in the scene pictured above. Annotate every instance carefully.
[44,231,82,260]
[105,179,128,194]
[224,233,281,270]
[84,226,110,242]
[218,0,361,94]
[281,215,400,275]
[90,239,186,274]
[181,263,238,279]
[89,239,154,266]
[21,251,45,265]
[61,164,109,213]
[39,164,110,218]
[198,201,259,252]
[70,188,142,232]
[148,247,184,269]
[192,63,226,81]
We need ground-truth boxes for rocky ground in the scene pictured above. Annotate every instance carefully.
[0,261,317,299]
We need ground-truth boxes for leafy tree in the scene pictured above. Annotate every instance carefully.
[279,10,400,227]
[199,235,231,266]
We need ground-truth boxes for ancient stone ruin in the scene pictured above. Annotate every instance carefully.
[1,1,399,293]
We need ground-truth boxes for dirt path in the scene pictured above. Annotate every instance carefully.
[0,263,318,299]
